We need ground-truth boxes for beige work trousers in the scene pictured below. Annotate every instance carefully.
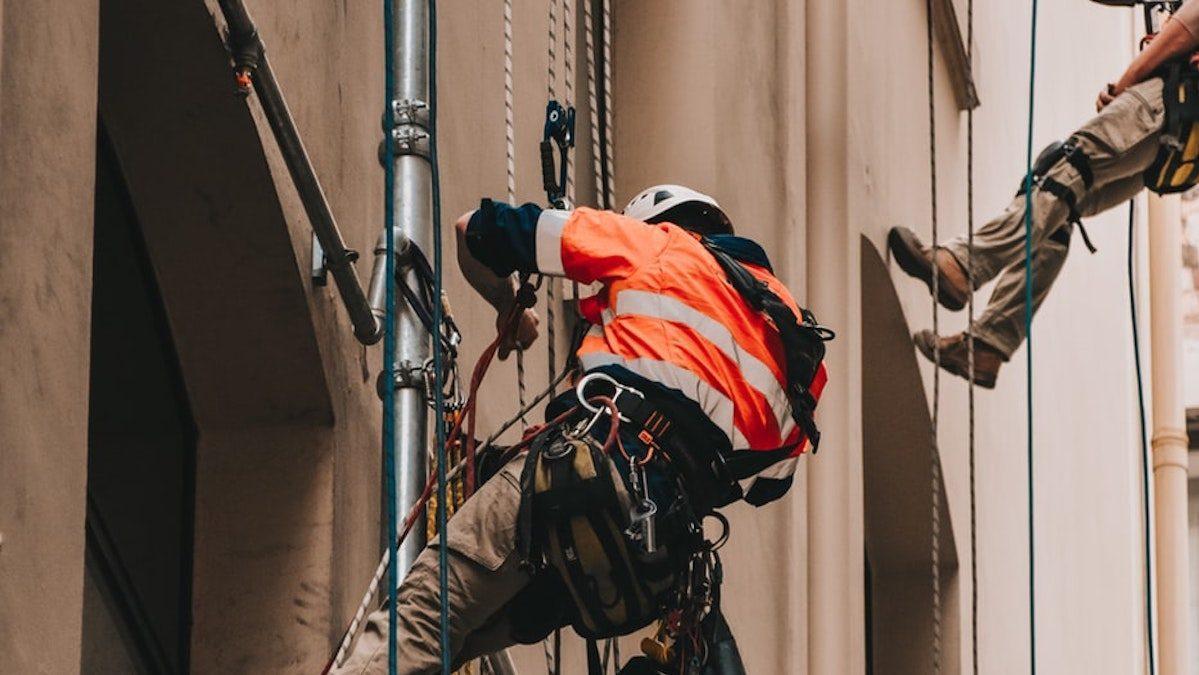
[942,77,1166,358]
[331,457,533,675]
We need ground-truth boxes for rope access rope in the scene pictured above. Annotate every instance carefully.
[426,0,453,667]
[600,0,615,208]
[1128,201,1158,675]
[924,1,943,671]
[1022,1,1039,671]
[381,0,400,672]
[506,0,531,426]
[585,0,603,209]
[965,0,979,671]
[545,0,560,396]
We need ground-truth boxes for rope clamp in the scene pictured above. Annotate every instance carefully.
[540,100,576,208]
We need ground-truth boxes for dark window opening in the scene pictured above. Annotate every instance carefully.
[81,124,196,674]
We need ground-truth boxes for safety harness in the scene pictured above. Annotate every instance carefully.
[1017,139,1099,253]
[1145,54,1199,193]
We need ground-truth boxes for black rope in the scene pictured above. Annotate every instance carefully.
[965,0,979,671]
[1127,201,1158,675]
[925,1,944,671]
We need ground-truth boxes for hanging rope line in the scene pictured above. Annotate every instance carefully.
[600,0,615,208]
[924,1,943,672]
[545,0,560,395]
[585,0,603,209]
[426,1,452,672]
[380,0,400,672]
[505,0,531,427]
[965,0,979,671]
[1128,201,1158,675]
[1022,1,1040,672]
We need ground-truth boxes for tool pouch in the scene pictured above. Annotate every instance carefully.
[514,429,682,640]
[1146,61,1199,194]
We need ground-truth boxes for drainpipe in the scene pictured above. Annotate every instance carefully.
[383,0,433,582]
[215,0,384,345]
[1147,192,1190,675]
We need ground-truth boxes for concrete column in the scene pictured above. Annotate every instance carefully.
[1147,193,1191,675]
[805,0,866,672]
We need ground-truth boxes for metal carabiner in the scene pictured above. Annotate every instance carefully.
[571,372,644,437]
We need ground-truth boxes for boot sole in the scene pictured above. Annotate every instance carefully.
[887,228,968,312]
[913,333,997,389]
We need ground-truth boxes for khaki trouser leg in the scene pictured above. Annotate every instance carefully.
[972,172,1146,357]
[943,77,1165,286]
[332,456,531,675]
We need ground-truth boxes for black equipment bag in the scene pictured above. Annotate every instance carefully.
[515,429,691,640]
[1146,59,1199,194]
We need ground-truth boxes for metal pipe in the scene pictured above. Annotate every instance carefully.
[388,0,433,584]
[215,0,383,345]
[1147,193,1190,675]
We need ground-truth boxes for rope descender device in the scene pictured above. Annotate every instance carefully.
[540,100,576,209]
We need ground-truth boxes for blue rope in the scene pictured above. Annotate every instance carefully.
[1127,202,1158,675]
[382,1,399,674]
[1021,1,1039,672]
[426,0,450,672]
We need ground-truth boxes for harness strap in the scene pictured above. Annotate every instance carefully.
[1061,140,1093,190]
[700,240,831,451]
[1038,176,1099,253]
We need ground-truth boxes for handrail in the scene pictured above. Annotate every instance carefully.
[215,0,384,345]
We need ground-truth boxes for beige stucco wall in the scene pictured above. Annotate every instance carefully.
[0,2,99,673]
[0,0,1164,673]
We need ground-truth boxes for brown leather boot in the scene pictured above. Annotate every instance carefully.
[887,226,970,311]
[913,330,1004,389]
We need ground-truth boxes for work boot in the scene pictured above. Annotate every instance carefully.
[887,226,970,311]
[912,330,1003,389]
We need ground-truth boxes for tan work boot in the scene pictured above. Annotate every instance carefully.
[913,330,1004,389]
[887,226,970,311]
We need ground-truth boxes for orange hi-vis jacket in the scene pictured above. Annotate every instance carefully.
[466,202,827,504]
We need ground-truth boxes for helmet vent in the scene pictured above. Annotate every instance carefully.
[652,190,673,205]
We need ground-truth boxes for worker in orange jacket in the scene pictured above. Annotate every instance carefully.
[334,185,830,675]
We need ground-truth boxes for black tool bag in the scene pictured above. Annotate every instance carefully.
[1146,60,1199,194]
[515,429,693,640]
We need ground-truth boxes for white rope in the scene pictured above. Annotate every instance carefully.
[584,0,603,207]
[562,0,576,207]
[505,0,529,424]
[924,1,942,672]
[600,0,615,207]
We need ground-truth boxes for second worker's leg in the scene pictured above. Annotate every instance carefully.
[916,173,1146,387]
[973,173,1147,360]
[938,77,1164,288]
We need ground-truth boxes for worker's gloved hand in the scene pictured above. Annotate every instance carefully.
[496,299,539,360]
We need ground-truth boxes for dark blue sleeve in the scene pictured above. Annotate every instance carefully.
[465,199,543,276]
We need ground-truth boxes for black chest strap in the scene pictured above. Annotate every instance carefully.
[700,238,834,452]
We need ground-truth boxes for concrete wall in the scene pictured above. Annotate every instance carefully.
[0,2,99,673]
[851,0,1150,672]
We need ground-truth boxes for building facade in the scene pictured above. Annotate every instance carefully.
[0,0,1187,673]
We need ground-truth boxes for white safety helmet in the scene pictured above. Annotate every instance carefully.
[622,184,726,225]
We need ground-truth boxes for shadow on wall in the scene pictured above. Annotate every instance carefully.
[861,235,961,674]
